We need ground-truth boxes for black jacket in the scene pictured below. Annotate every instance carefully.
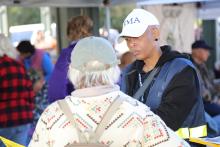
[121,46,202,131]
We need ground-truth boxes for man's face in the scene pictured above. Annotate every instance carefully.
[193,48,210,63]
[124,29,155,61]
[200,48,210,62]
[18,52,32,60]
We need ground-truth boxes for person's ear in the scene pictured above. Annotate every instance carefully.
[150,26,160,41]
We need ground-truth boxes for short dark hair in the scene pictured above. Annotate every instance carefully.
[17,40,35,54]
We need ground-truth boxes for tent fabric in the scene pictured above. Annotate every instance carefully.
[0,0,215,7]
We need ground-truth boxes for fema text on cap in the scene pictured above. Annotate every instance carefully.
[123,17,140,26]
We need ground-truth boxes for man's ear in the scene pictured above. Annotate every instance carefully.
[150,26,160,40]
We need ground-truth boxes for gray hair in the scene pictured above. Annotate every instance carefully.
[0,34,18,59]
[68,61,121,89]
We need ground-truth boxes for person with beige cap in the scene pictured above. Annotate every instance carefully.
[119,8,207,143]
[28,36,189,147]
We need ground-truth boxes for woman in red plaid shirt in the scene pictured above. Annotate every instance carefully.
[0,34,35,146]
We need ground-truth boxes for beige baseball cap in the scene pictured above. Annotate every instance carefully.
[70,36,120,72]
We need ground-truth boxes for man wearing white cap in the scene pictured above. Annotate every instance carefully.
[119,9,207,142]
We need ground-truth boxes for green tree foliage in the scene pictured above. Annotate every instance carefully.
[8,7,41,26]
[99,5,135,32]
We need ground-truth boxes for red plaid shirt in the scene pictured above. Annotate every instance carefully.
[0,55,35,127]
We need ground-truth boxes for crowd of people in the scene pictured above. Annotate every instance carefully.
[1,8,220,147]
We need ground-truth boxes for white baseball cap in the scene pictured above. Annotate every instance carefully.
[119,8,159,41]
[70,36,120,72]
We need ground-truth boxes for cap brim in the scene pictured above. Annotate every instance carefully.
[118,24,148,43]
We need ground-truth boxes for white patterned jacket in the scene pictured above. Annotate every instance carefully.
[29,85,189,147]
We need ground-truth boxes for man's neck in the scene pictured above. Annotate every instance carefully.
[143,48,162,72]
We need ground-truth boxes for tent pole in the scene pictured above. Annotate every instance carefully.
[105,6,111,40]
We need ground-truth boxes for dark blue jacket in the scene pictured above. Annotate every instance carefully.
[121,46,206,136]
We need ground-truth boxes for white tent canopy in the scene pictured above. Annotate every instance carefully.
[0,0,217,7]
[137,0,214,6]
[0,0,134,7]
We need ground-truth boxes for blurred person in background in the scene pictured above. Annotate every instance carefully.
[31,30,58,63]
[191,40,220,116]
[0,34,34,146]
[119,51,135,70]
[28,36,189,147]
[47,15,93,103]
[16,40,54,142]
[99,28,119,48]
[16,40,54,83]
